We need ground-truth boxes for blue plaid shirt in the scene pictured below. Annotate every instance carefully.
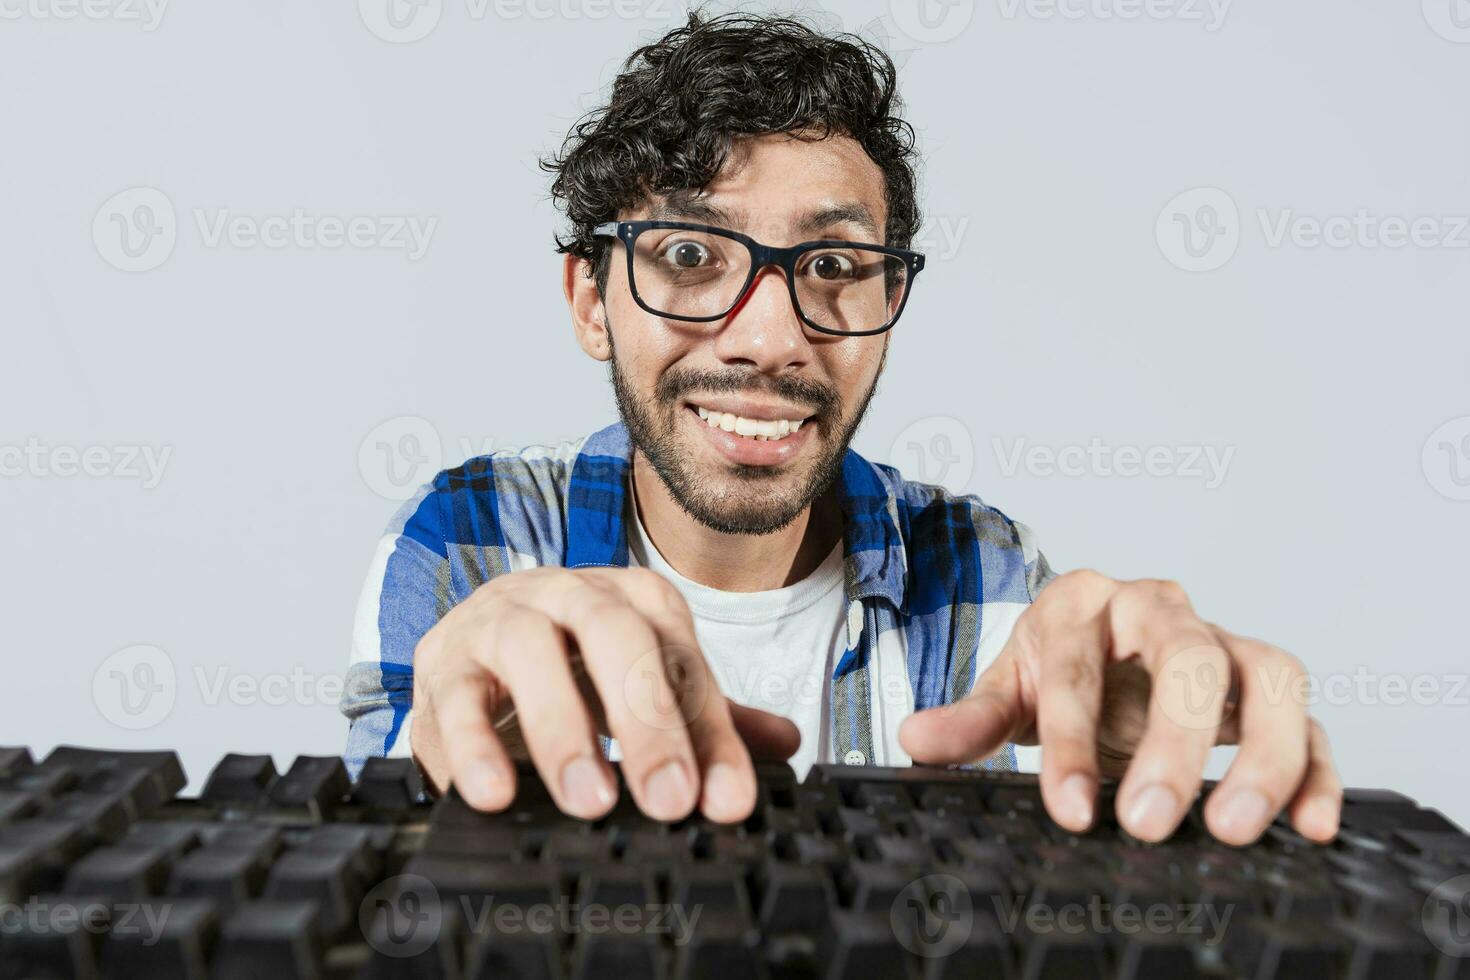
[341,421,1054,776]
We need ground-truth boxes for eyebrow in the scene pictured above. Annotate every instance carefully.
[647,196,883,242]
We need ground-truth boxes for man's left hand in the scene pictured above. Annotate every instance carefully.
[900,570,1342,845]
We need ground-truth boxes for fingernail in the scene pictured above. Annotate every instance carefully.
[1056,772,1094,828]
[461,759,503,810]
[1216,788,1271,840]
[560,756,614,817]
[1125,783,1182,841]
[703,762,748,822]
[644,759,694,820]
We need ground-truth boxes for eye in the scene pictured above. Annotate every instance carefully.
[805,251,856,281]
[662,239,712,270]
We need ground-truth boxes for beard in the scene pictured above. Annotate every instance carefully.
[607,326,886,536]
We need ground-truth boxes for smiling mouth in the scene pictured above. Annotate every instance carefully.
[685,404,814,442]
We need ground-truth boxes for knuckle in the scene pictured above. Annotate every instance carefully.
[634,568,690,618]
[1145,578,1189,603]
[1057,568,1112,596]
[1065,567,1108,587]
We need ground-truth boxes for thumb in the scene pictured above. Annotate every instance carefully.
[728,700,801,763]
[900,650,1029,765]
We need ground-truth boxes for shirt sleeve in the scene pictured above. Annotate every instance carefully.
[339,483,451,779]
[1015,518,1058,600]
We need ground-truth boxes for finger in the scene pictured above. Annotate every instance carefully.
[424,657,516,812]
[729,701,801,762]
[608,570,758,824]
[532,577,701,821]
[1202,632,1311,845]
[486,606,616,820]
[1287,719,1342,842]
[1032,623,1107,833]
[679,673,756,824]
[899,647,1028,765]
[1114,600,1229,842]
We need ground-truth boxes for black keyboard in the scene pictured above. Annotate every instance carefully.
[3,747,1470,979]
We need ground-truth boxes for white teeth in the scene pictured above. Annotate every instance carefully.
[692,406,809,440]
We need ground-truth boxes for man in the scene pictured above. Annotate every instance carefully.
[341,11,1340,847]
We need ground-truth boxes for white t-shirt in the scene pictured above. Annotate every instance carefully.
[624,496,848,779]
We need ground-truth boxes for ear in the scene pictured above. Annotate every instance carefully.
[564,252,610,362]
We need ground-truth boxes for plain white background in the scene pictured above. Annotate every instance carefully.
[2,0,1467,824]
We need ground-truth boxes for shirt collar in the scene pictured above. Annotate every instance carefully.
[564,420,909,611]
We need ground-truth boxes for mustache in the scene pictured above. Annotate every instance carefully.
[655,369,840,416]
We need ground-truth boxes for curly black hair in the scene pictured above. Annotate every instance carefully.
[541,8,921,295]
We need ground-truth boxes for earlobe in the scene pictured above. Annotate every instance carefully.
[564,253,612,362]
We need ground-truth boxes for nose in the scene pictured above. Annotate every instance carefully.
[711,265,814,374]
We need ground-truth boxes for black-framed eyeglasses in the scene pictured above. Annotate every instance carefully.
[592,220,925,337]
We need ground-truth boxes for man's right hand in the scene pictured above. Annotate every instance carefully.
[409,566,800,823]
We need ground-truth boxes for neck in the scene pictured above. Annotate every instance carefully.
[630,453,844,592]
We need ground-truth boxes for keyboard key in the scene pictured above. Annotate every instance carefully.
[262,848,364,934]
[0,893,111,980]
[267,757,350,821]
[100,897,216,980]
[350,757,425,812]
[1225,920,1345,980]
[819,908,912,979]
[758,860,834,932]
[212,900,326,980]
[201,754,278,808]
[170,846,268,913]
[41,748,185,812]
[64,845,172,899]
[1018,925,1108,979]
[358,880,461,980]
[0,748,33,779]
[671,918,761,980]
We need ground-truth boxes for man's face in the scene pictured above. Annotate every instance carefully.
[600,132,893,536]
